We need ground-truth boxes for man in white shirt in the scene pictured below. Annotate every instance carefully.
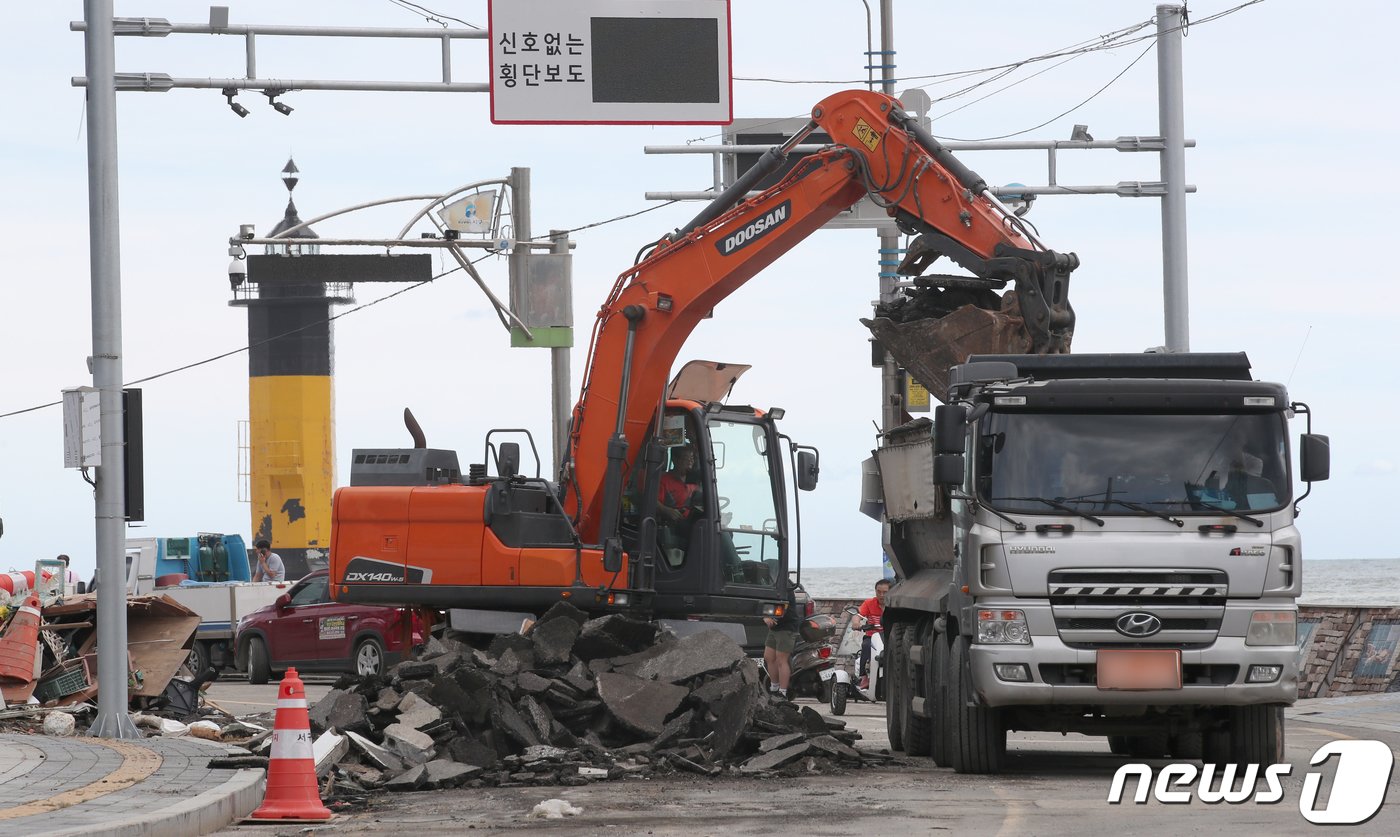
[252,539,286,582]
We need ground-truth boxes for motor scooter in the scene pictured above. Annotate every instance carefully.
[820,606,884,714]
[784,612,840,700]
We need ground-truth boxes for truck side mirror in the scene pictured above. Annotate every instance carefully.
[1300,433,1330,482]
[797,450,819,491]
[933,404,967,454]
[498,442,520,479]
[933,453,965,485]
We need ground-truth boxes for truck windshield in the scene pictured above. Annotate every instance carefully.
[978,411,1290,515]
[706,417,782,587]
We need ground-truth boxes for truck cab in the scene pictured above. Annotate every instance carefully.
[873,352,1330,772]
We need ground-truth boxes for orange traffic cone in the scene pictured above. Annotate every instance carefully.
[245,667,333,822]
[0,593,42,704]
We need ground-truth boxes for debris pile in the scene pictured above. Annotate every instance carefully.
[292,602,884,793]
[0,591,216,731]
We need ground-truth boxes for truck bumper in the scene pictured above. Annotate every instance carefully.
[970,636,1298,708]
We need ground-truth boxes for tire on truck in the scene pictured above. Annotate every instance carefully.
[902,619,933,757]
[946,630,1006,774]
[885,622,906,750]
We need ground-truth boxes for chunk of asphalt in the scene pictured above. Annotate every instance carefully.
[382,723,437,765]
[489,632,534,660]
[492,647,532,677]
[594,671,688,738]
[492,699,543,747]
[573,614,660,661]
[634,630,745,684]
[652,708,696,750]
[393,660,439,681]
[373,687,401,713]
[563,661,596,695]
[517,671,553,694]
[385,764,427,791]
[740,741,811,773]
[807,734,863,761]
[313,729,349,778]
[534,599,589,628]
[345,730,406,773]
[446,735,500,768]
[799,705,829,734]
[309,689,369,735]
[758,732,806,753]
[520,694,554,741]
[530,615,581,667]
[397,694,444,731]
[690,669,745,709]
[422,759,482,789]
[708,686,756,760]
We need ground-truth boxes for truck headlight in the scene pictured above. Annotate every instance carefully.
[1246,610,1296,646]
[977,609,1030,645]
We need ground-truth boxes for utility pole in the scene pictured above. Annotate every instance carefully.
[550,229,573,476]
[1158,4,1190,351]
[82,0,139,740]
[877,0,901,432]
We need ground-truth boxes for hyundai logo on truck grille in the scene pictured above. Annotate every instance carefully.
[716,201,791,255]
[1115,612,1164,637]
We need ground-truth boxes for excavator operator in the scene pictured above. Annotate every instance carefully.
[658,446,700,566]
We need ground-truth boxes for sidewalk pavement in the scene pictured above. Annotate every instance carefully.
[0,733,264,837]
[1289,691,1400,735]
[0,693,1396,836]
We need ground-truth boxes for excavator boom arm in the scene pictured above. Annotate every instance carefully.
[565,89,1078,540]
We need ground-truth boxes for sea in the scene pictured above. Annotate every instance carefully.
[798,558,1400,607]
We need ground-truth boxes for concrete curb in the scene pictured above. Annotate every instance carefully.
[43,740,266,837]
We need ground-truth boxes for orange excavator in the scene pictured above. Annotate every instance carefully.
[328,89,1078,643]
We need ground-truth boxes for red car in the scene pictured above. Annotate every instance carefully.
[234,570,426,683]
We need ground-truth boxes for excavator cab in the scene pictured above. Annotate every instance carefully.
[616,361,815,647]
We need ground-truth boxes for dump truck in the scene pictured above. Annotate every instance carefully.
[865,351,1330,772]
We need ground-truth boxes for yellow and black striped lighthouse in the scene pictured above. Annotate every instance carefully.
[231,159,345,579]
[231,160,432,579]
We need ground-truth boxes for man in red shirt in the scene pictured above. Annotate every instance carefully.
[856,578,891,689]
[658,446,697,523]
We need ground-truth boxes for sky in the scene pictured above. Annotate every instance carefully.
[1,1,1395,581]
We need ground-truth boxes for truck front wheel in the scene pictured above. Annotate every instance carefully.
[947,634,1006,774]
[928,628,951,767]
[1230,704,1285,765]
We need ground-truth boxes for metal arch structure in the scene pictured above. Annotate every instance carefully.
[231,172,572,580]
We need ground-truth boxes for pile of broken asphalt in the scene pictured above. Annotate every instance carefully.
[274,601,889,795]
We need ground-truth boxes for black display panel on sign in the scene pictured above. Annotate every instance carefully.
[590,18,720,103]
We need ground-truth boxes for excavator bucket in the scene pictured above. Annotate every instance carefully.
[864,290,1064,404]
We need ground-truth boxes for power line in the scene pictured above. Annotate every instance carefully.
[385,0,478,29]
[1,194,688,422]
[0,261,465,421]
[932,41,1156,142]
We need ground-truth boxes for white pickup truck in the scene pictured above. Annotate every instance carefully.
[123,534,293,672]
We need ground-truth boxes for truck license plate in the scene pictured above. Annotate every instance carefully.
[1096,649,1182,690]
